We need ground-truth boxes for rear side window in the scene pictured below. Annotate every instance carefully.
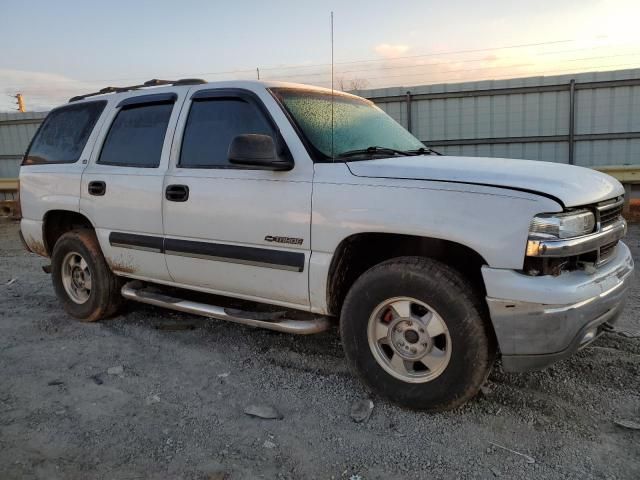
[98,102,174,168]
[180,98,275,168]
[23,101,106,165]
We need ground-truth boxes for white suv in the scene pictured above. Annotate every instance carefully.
[19,79,633,411]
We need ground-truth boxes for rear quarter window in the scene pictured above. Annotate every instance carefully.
[23,101,106,165]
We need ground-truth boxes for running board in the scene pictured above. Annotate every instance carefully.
[121,282,331,335]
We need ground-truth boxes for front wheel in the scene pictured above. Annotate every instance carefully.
[340,256,495,411]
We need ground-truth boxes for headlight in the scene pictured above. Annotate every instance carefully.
[529,210,595,240]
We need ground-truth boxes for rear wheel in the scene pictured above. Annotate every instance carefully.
[340,256,494,411]
[51,230,123,321]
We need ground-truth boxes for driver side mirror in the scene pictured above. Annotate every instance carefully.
[228,134,293,171]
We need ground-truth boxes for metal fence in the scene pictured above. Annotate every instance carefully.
[0,111,46,202]
[363,68,640,167]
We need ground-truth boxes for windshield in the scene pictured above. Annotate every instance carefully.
[270,87,425,161]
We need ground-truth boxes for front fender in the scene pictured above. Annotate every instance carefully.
[307,163,561,314]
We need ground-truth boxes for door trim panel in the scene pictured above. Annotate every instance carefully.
[108,232,305,272]
[165,238,305,272]
[109,232,164,253]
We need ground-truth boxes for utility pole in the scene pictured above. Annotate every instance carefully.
[15,93,25,112]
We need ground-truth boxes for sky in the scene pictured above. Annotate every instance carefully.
[1,0,639,111]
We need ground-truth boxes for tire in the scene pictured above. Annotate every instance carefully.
[340,256,495,411]
[51,229,123,322]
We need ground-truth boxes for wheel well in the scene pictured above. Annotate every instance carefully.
[326,233,488,316]
[42,210,94,255]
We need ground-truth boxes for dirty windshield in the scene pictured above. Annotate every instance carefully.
[271,88,425,161]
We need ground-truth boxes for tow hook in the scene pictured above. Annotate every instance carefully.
[42,264,51,274]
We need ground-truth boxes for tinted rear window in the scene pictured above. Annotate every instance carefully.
[98,102,174,168]
[23,101,106,165]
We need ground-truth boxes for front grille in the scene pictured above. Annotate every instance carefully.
[597,197,624,228]
[599,240,618,264]
[579,197,624,267]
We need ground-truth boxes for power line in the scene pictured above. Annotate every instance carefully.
[310,62,640,89]
[259,39,576,70]
[259,44,638,79]
[266,52,640,83]
[4,46,639,99]
[10,44,638,91]
[7,38,580,87]
[100,39,583,83]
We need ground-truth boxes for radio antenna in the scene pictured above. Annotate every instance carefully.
[330,11,335,161]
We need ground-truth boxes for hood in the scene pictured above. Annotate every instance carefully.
[347,155,624,207]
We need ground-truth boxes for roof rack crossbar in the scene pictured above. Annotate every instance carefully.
[69,78,207,102]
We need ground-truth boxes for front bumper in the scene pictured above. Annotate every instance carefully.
[483,241,634,372]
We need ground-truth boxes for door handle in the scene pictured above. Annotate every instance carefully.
[88,181,106,196]
[165,184,189,202]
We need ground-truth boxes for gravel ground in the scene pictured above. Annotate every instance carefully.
[1,219,639,480]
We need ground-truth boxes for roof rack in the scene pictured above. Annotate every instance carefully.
[68,78,206,102]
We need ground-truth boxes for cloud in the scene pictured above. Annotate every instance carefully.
[0,69,101,112]
[374,44,410,59]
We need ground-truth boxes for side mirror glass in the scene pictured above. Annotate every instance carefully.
[228,134,293,171]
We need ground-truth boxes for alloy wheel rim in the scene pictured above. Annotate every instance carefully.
[61,251,92,304]
[367,296,451,383]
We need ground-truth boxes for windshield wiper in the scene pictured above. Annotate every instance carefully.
[337,146,411,159]
[403,147,443,156]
